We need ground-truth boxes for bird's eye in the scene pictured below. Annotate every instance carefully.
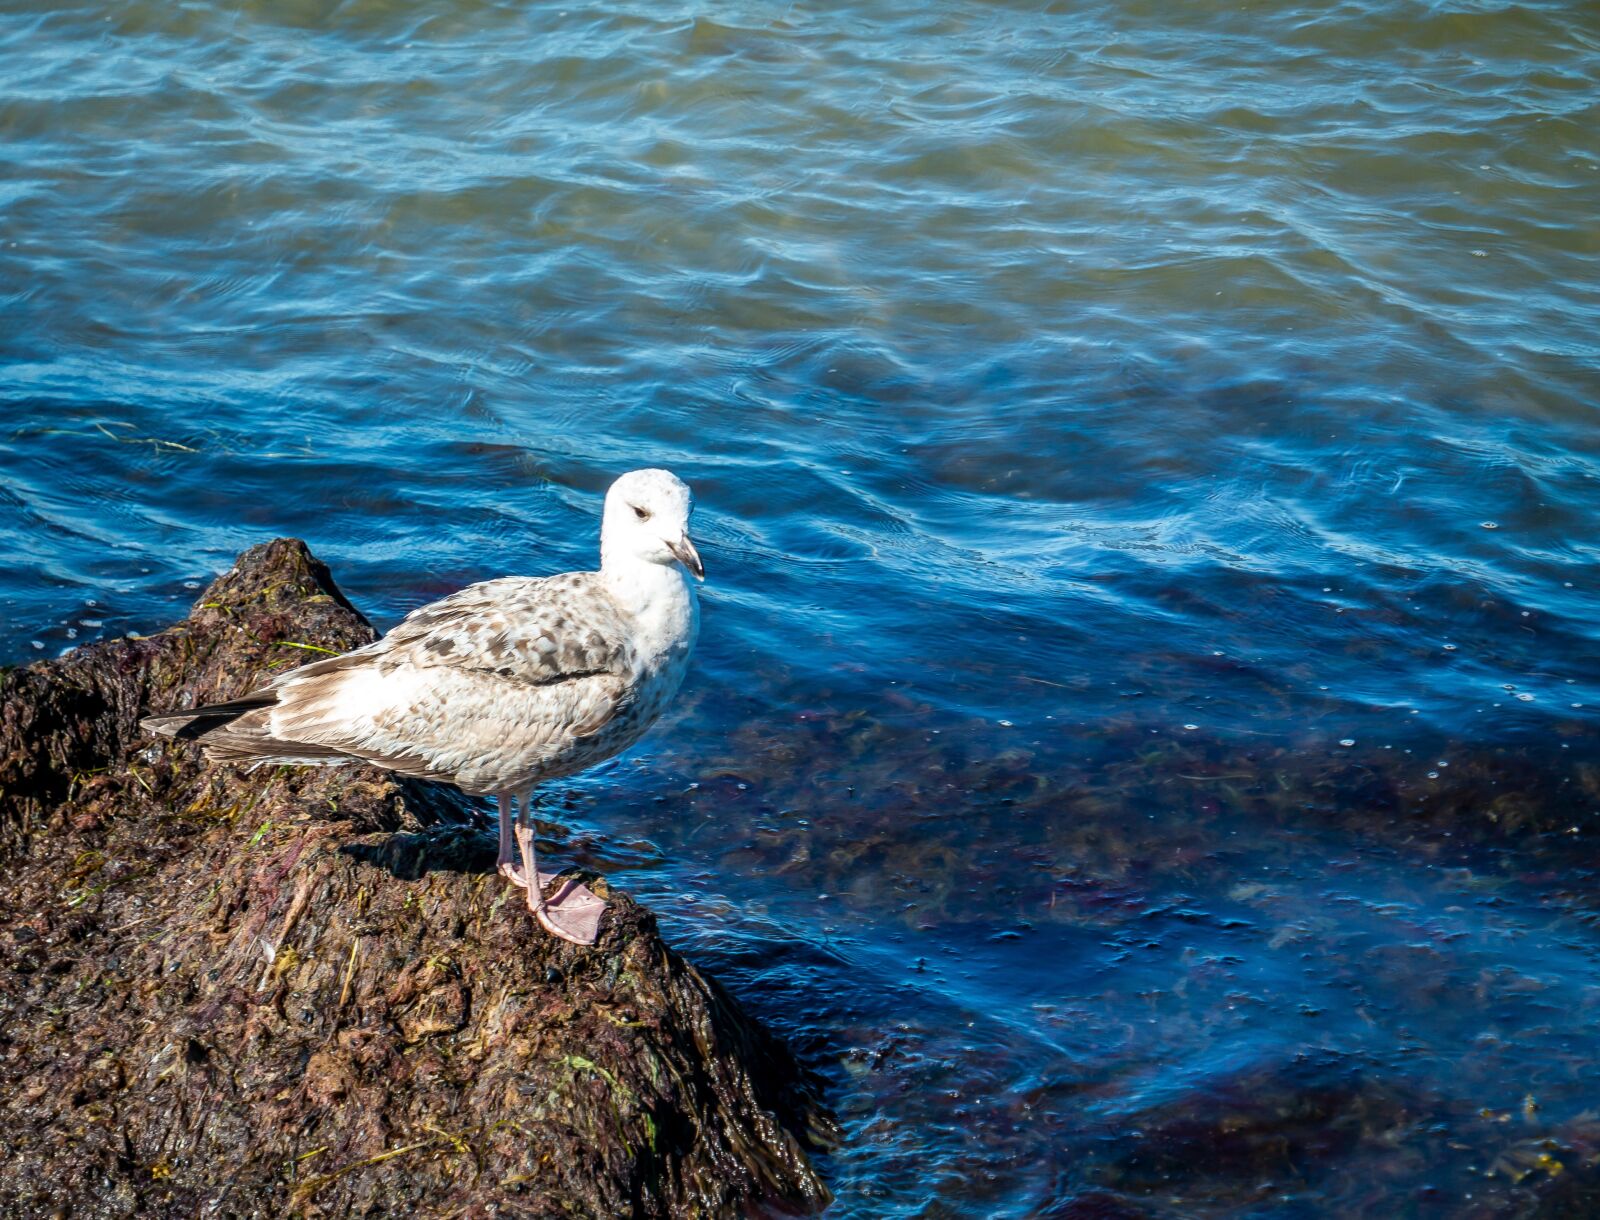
[632,505,652,521]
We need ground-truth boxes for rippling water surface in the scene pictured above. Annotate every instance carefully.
[5,0,1600,1213]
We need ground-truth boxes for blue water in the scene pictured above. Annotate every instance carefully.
[4,0,1600,1212]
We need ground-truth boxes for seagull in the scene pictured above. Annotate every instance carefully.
[142,468,703,945]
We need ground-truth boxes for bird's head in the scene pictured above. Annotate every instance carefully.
[601,468,704,580]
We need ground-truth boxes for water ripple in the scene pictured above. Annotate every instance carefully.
[4,0,1600,1212]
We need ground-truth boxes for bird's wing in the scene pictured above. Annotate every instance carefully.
[260,574,636,784]
[381,575,627,691]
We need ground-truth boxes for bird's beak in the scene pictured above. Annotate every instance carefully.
[667,533,704,581]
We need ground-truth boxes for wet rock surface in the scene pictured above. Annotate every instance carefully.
[0,539,835,1218]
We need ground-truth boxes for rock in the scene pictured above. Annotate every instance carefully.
[0,539,836,1218]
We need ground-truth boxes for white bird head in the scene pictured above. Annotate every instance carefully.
[600,469,703,580]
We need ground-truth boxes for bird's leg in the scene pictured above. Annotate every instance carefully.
[496,791,526,887]
[515,791,607,946]
[513,793,562,892]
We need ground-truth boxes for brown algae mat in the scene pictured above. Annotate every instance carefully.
[0,538,837,1218]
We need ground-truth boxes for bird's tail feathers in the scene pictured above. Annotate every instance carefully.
[141,691,278,741]
[141,690,351,766]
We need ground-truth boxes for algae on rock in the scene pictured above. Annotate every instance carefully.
[0,538,835,1218]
